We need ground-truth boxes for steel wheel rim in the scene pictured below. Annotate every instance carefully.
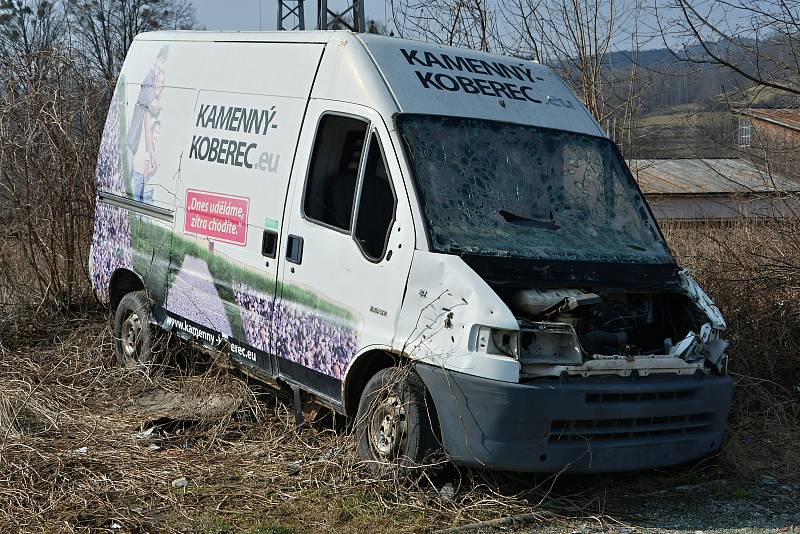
[369,394,407,460]
[121,311,143,365]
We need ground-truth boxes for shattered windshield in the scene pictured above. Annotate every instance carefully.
[396,114,673,264]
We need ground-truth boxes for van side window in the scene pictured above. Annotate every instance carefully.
[303,115,369,231]
[354,133,396,261]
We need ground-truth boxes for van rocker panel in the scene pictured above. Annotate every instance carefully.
[415,364,732,473]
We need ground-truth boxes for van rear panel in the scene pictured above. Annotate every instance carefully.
[91,36,328,378]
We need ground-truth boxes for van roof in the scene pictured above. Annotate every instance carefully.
[357,33,602,135]
[136,30,343,44]
[135,31,603,136]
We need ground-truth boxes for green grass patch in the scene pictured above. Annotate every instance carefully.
[245,522,297,534]
[131,214,172,300]
[130,218,355,323]
[114,76,133,199]
[223,299,245,339]
[192,513,296,534]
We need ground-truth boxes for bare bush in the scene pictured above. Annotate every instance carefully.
[0,0,198,320]
[0,49,105,315]
[0,318,570,531]
[663,218,800,479]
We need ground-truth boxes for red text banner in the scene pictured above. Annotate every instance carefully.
[184,189,249,246]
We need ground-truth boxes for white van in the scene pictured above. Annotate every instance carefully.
[90,30,732,473]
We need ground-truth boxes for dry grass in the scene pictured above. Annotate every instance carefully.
[0,220,799,532]
[663,220,800,480]
[0,316,583,533]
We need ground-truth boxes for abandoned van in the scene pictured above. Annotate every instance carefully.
[89,30,732,473]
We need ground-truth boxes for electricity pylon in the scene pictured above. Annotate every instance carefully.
[317,0,365,32]
[277,0,306,30]
[276,0,365,32]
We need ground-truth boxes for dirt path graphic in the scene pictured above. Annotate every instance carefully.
[166,255,233,336]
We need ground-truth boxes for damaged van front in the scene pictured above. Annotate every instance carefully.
[393,114,732,472]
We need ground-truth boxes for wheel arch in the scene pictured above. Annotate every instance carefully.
[342,348,400,417]
[341,348,441,437]
[109,268,145,312]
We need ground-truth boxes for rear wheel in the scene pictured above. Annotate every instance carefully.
[355,367,437,471]
[113,291,156,369]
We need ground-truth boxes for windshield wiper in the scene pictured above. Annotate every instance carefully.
[499,210,560,230]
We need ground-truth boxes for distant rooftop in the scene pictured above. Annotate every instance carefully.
[738,108,800,132]
[627,158,800,195]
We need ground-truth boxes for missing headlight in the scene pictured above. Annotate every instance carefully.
[518,322,583,365]
[474,326,519,359]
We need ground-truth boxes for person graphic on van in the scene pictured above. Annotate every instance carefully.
[129,45,168,203]
[132,120,161,202]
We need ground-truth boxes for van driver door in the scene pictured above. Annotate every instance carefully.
[275,101,415,402]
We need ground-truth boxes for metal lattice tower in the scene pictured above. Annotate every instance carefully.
[277,0,306,30]
[317,0,365,32]
[277,0,365,32]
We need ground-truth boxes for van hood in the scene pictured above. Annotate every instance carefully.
[460,254,681,289]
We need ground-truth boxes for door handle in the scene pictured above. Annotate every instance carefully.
[261,229,278,258]
[286,234,303,265]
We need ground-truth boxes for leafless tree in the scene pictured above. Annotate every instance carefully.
[0,0,65,85]
[390,0,499,51]
[67,0,197,82]
[500,0,635,120]
[660,0,800,98]
[0,0,195,314]
[389,0,653,153]
[658,0,800,169]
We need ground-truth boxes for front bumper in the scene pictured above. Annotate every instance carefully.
[415,364,732,473]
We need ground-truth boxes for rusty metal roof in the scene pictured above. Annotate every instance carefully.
[739,108,800,132]
[627,158,800,195]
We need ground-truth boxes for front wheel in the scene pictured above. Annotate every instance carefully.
[113,290,156,369]
[355,367,438,471]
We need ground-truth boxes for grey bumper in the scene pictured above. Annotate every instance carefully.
[415,364,732,473]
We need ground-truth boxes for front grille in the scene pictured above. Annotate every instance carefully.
[549,412,713,444]
[585,390,692,403]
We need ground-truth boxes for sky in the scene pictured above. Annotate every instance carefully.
[189,0,761,53]
[191,0,662,50]
[191,0,679,52]
[192,0,390,32]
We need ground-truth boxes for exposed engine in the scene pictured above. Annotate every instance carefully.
[501,287,727,377]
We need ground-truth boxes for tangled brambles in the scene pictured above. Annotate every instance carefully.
[0,384,60,438]
[0,316,566,532]
[664,220,800,481]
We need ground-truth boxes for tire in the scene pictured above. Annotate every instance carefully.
[355,367,437,471]
[113,290,156,369]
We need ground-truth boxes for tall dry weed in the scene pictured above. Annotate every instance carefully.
[0,50,106,318]
[663,218,800,479]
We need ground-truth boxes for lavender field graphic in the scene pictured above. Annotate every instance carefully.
[235,283,358,380]
[165,255,234,337]
[90,81,133,304]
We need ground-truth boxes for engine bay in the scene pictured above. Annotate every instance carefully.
[494,285,728,378]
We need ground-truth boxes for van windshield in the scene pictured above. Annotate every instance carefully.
[396,114,673,264]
